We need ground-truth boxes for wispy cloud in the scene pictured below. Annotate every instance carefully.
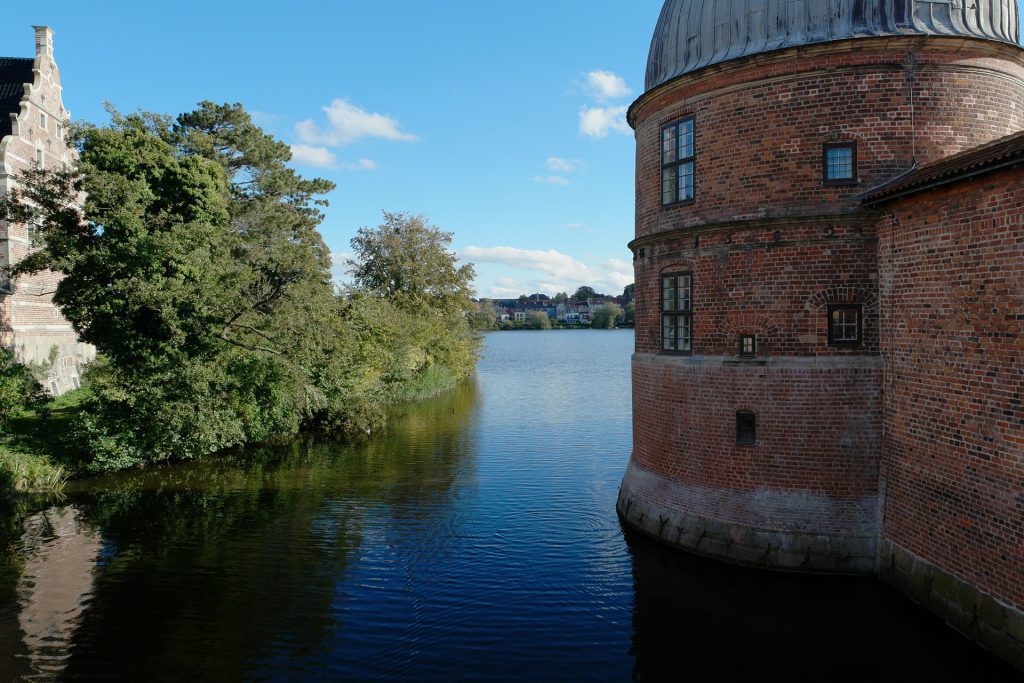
[290,144,338,168]
[579,106,631,139]
[532,175,571,186]
[295,99,417,146]
[565,223,586,230]
[546,157,577,173]
[290,145,377,171]
[461,245,632,296]
[344,159,377,171]
[583,70,632,101]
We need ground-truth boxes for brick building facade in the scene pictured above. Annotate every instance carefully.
[0,27,93,394]
[619,0,1024,669]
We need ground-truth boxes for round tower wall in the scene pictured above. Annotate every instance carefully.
[631,38,1024,238]
[619,37,1024,573]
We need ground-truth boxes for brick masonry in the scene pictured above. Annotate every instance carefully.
[0,28,94,394]
[874,163,1024,666]
[620,34,1024,670]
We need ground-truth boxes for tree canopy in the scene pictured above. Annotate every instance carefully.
[348,212,476,318]
[0,104,479,472]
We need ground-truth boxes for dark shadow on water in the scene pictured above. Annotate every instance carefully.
[624,528,1020,682]
[1,381,482,681]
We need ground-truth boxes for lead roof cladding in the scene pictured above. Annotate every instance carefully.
[645,0,1021,91]
[0,57,33,141]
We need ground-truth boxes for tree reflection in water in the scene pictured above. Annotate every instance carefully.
[1,380,479,681]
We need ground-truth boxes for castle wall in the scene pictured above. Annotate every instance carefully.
[0,28,92,394]
[620,37,1024,576]
[622,215,882,572]
[875,164,1024,668]
[631,37,1024,237]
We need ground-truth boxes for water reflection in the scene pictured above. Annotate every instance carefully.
[3,380,479,681]
[0,332,1017,680]
[625,529,1021,682]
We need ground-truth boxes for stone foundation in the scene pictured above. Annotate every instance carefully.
[879,539,1024,671]
[618,460,877,574]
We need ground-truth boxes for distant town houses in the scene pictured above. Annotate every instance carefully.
[483,290,631,327]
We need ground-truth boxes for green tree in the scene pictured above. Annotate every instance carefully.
[0,348,47,426]
[552,291,568,304]
[0,104,369,471]
[624,301,636,325]
[622,283,635,302]
[524,311,552,330]
[348,212,480,395]
[573,286,596,302]
[591,303,622,329]
[467,299,497,331]
[349,212,476,318]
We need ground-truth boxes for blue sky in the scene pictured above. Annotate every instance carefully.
[2,2,1021,298]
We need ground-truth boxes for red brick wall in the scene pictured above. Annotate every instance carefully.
[631,38,1024,239]
[632,355,881,531]
[877,164,1024,611]
[632,219,879,357]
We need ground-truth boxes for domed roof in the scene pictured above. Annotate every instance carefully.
[646,0,1021,91]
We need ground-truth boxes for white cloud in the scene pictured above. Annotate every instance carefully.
[584,70,633,101]
[295,99,417,146]
[343,159,377,171]
[290,144,338,168]
[330,251,355,284]
[461,245,633,296]
[532,175,570,186]
[289,146,377,172]
[546,157,576,173]
[565,223,586,230]
[250,110,283,130]
[579,106,631,138]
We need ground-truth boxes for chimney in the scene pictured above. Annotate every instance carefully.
[32,26,54,58]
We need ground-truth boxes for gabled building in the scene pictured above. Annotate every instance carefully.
[0,27,92,394]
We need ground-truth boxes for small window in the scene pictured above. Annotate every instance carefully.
[39,112,47,130]
[661,272,693,352]
[55,123,62,140]
[823,142,856,184]
[827,304,862,346]
[739,334,756,357]
[661,117,695,205]
[737,412,756,446]
[35,148,44,169]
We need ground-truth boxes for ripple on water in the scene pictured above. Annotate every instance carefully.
[0,330,1018,682]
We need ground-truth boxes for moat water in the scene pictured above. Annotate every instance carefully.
[0,330,1017,681]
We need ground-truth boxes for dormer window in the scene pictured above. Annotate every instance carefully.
[823,142,857,185]
[661,117,695,205]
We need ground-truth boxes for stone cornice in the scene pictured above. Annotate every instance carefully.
[628,212,877,253]
[628,35,1024,129]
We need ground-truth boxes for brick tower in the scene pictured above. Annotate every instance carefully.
[619,0,1024,668]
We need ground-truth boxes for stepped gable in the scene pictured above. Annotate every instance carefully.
[0,57,33,140]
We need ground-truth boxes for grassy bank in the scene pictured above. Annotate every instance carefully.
[0,388,90,497]
[0,364,468,498]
